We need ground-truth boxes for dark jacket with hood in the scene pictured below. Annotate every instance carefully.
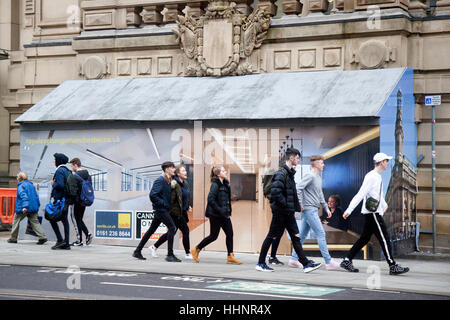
[270,164,301,215]
[67,169,92,205]
[169,176,191,221]
[51,153,70,201]
[205,178,232,219]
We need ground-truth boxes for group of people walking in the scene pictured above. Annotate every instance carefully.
[131,148,409,276]
[7,149,409,276]
[255,148,409,275]
[8,153,93,250]
[132,162,242,264]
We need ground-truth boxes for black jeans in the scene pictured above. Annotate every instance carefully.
[72,203,89,242]
[270,235,282,258]
[258,212,310,266]
[135,210,176,256]
[196,216,234,255]
[50,209,70,245]
[346,212,396,266]
[154,214,190,254]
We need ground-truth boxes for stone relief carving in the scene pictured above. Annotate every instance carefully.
[351,39,396,69]
[173,0,271,77]
[80,56,109,79]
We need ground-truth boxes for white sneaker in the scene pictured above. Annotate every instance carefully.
[149,245,158,258]
[325,259,340,271]
[185,253,193,260]
[288,259,303,268]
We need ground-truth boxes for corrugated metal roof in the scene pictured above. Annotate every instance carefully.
[16,68,406,123]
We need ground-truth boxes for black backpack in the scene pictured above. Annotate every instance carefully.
[262,167,288,200]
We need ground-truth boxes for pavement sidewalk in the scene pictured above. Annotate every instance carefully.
[0,238,449,297]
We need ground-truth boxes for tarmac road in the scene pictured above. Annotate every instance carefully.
[0,265,448,301]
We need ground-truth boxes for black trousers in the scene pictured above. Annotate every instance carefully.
[154,214,190,254]
[136,210,176,256]
[258,212,310,266]
[346,212,396,266]
[196,216,234,255]
[270,235,282,258]
[50,209,69,245]
[71,203,90,242]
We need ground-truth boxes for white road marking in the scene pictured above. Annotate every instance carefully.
[352,287,401,294]
[100,281,324,300]
[0,292,87,300]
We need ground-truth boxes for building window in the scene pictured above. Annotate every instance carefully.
[136,176,142,191]
[92,171,107,191]
[121,170,132,191]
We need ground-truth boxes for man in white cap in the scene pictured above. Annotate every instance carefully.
[340,153,409,275]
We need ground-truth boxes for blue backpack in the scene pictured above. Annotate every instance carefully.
[74,173,95,206]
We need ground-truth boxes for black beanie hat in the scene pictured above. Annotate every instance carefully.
[54,153,69,167]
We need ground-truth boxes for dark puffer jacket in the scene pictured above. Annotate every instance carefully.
[51,153,70,201]
[205,178,232,219]
[270,164,301,215]
[169,176,191,221]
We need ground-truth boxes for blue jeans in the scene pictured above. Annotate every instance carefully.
[291,208,332,264]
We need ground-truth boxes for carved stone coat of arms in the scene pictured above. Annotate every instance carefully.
[173,0,271,77]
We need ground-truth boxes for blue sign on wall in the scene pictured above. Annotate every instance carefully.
[95,210,133,239]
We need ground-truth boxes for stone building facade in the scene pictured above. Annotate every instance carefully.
[1,0,449,252]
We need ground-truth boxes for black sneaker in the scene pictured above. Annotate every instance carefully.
[86,233,93,246]
[133,251,146,260]
[340,259,359,273]
[71,241,83,247]
[303,262,322,273]
[390,264,409,275]
[37,238,48,245]
[51,241,65,250]
[7,239,17,244]
[165,254,182,262]
[268,257,284,265]
[53,242,71,250]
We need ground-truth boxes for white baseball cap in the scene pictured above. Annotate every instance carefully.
[373,152,393,163]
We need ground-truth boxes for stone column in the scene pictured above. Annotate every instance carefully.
[140,5,163,25]
[126,7,142,26]
[343,0,355,12]
[282,0,303,15]
[234,0,254,15]
[186,1,206,18]
[164,4,184,23]
[408,0,428,14]
[257,0,278,16]
[309,0,329,12]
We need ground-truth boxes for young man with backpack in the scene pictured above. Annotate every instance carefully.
[262,167,284,266]
[256,148,321,273]
[49,153,71,250]
[68,158,94,246]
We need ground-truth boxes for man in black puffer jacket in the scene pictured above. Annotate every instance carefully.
[256,148,322,273]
